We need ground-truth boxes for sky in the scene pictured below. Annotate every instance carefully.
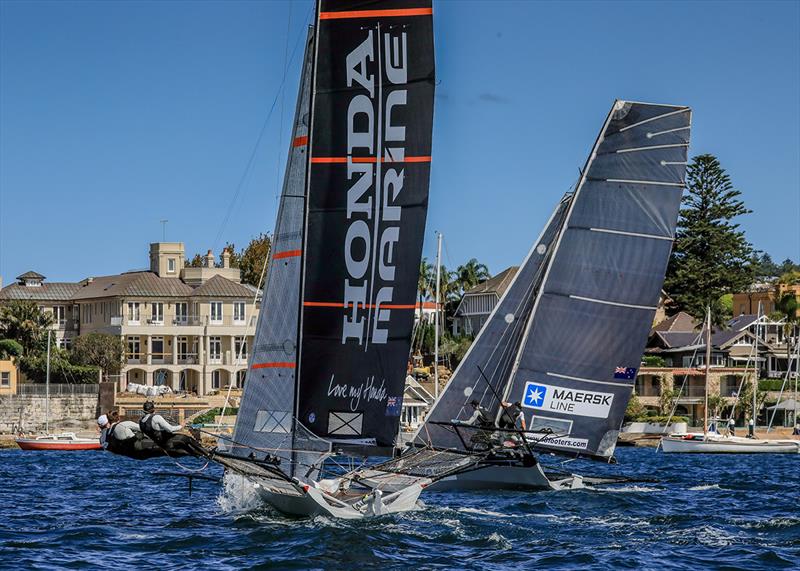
[1,0,798,283]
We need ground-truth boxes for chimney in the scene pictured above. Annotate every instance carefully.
[204,249,215,268]
[221,248,231,269]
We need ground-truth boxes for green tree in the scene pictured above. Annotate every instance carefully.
[0,301,54,355]
[70,333,125,380]
[625,392,645,421]
[239,233,272,288]
[664,154,754,324]
[185,253,204,268]
[455,258,490,295]
[417,258,434,321]
[753,252,780,279]
[0,339,23,360]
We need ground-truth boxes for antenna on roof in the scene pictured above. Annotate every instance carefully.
[159,219,168,242]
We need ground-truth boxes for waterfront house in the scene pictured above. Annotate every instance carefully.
[451,266,518,336]
[70,242,259,396]
[0,272,82,349]
[637,313,766,424]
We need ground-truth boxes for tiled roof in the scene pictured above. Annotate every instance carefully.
[70,272,194,300]
[655,331,703,349]
[728,314,758,331]
[652,311,697,333]
[0,282,82,302]
[463,267,519,297]
[191,275,254,298]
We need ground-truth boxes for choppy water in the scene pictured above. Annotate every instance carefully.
[0,447,798,569]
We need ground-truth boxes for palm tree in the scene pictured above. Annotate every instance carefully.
[417,258,434,322]
[456,258,490,297]
[0,301,53,355]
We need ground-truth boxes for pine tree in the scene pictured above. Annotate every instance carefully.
[665,154,754,324]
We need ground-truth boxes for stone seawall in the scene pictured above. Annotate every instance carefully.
[0,394,99,434]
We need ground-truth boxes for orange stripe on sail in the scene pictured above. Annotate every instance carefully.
[252,362,296,369]
[319,8,432,20]
[292,135,308,147]
[311,156,431,164]
[273,249,302,260]
[303,301,417,310]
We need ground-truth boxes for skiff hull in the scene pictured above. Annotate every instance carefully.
[251,479,425,520]
[425,462,585,492]
[661,436,800,454]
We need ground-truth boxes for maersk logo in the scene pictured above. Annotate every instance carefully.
[521,381,613,419]
[523,383,547,408]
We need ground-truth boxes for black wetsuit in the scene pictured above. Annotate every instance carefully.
[105,422,166,460]
[139,414,208,458]
[499,404,523,430]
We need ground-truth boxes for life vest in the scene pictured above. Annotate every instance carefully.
[139,413,169,445]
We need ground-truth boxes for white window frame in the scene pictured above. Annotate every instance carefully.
[210,301,223,324]
[234,336,248,362]
[177,336,189,361]
[151,302,164,325]
[211,370,221,390]
[127,336,141,362]
[209,336,222,363]
[167,258,176,273]
[0,372,10,387]
[53,305,66,327]
[233,301,246,324]
[151,336,165,363]
[128,302,140,325]
[175,302,188,324]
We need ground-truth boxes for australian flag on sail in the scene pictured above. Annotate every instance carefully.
[614,367,637,380]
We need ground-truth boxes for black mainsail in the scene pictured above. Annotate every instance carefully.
[231,0,436,480]
[416,100,691,461]
[298,0,435,449]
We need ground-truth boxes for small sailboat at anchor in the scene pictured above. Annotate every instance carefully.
[208,0,439,518]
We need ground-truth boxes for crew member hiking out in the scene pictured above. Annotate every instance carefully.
[98,411,167,460]
[459,400,496,451]
[139,401,209,458]
[499,401,526,431]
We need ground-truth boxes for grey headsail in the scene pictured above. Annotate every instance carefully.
[503,101,691,459]
[415,195,571,450]
[231,29,328,478]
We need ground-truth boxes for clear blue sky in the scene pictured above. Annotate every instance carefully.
[1,0,798,283]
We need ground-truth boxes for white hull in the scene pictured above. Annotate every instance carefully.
[251,477,425,520]
[661,435,800,454]
[425,463,585,492]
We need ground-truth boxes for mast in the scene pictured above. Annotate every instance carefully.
[704,306,711,440]
[45,329,51,434]
[434,232,442,400]
[754,302,762,434]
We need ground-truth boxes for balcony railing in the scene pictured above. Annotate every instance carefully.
[122,315,257,327]
[18,383,100,396]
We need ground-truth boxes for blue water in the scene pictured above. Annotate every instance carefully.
[0,447,798,570]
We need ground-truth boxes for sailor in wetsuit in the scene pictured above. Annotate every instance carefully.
[139,401,209,458]
[98,412,164,460]
[462,399,496,451]
[499,401,526,431]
